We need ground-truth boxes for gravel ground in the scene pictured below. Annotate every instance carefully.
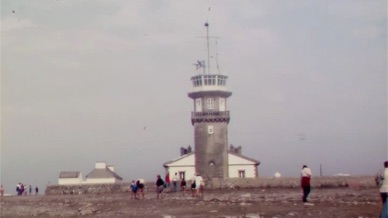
[0,187,382,217]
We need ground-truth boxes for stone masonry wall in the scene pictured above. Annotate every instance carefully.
[195,122,229,180]
[45,183,131,195]
[210,176,375,189]
[45,176,376,195]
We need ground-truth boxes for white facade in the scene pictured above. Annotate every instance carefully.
[58,172,83,185]
[164,153,196,180]
[228,154,258,178]
[164,152,259,179]
[58,177,83,185]
[84,178,117,184]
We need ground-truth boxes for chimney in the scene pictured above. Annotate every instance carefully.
[237,145,242,154]
[95,161,106,169]
[187,145,192,153]
[180,147,186,156]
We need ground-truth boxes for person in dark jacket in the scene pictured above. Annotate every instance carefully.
[156,175,165,199]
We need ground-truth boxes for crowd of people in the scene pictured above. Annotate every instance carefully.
[15,183,39,196]
[0,183,39,196]
[128,172,205,200]
[161,173,205,197]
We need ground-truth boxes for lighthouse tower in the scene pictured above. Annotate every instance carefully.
[188,22,232,180]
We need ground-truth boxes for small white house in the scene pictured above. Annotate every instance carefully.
[85,162,123,184]
[58,171,83,185]
[58,162,124,185]
[163,145,260,180]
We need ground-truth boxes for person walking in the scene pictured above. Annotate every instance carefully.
[195,173,204,197]
[16,183,21,195]
[376,161,388,204]
[376,161,388,218]
[190,173,196,197]
[137,179,145,199]
[180,177,186,196]
[35,186,39,195]
[0,185,4,197]
[130,180,138,199]
[165,172,170,190]
[172,172,178,192]
[301,165,312,203]
[156,175,165,199]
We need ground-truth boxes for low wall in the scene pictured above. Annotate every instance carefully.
[210,176,375,189]
[45,183,131,195]
[45,182,158,195]
[45,176,376,195]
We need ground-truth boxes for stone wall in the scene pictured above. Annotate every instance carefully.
[45,183,131,195]
[45,176,376,195]
[195,122,229,179]
[210,176,375,189]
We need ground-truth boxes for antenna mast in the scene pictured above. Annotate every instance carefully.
[205,22,210,74]
[215,38,221,74]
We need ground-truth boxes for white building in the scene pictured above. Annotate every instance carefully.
[163,146,260,180]
[85,162,123,184]
[58,171,83,185]
[57,162,123,185]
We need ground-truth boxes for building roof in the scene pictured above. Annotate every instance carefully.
[59,171,81,178]
[229,152,260,165]
[85,167,123,180]
[163,152,194,167]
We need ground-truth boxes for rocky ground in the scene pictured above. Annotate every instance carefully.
[0,187,382,217]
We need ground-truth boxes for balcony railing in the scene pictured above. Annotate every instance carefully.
[191,111,230,125]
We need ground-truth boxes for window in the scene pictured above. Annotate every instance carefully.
[203,75,216,86]
[238,170,246,178]
[219,98,225,111]
[192,76,203,87]
[217,75,227,86]
[208,125,214,134]
[196,98,202,112]
[207,98,214,109]
[179,171,185,180]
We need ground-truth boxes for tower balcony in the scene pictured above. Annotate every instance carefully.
[191,111,230,125]
[190,74,229,93]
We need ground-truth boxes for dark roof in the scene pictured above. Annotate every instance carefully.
[86,167,123,180]
[59,171,81,178]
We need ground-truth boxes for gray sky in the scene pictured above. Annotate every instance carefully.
[1,0,387,194]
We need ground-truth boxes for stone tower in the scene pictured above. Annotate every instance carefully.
[188,22,232,180]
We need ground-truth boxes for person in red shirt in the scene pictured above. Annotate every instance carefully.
[301,165,312,203]
[165,172,170,189]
